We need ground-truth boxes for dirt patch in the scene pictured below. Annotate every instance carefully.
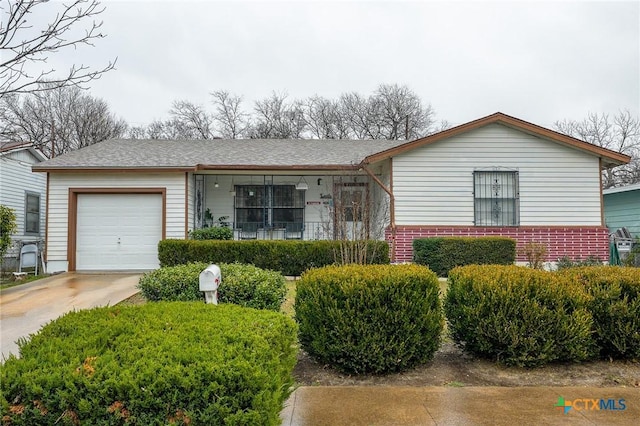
[293,341,640,388]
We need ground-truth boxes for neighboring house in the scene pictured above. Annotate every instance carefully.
[32,113,630,273]
[603,183,640,238]
[0,142,47,269]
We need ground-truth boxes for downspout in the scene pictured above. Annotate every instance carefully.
[361,163,397,262]
[599,158,605,226]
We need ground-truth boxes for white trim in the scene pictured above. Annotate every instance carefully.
[603,183,640,195]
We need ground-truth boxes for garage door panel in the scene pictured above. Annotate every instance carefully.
[76,194,162,270]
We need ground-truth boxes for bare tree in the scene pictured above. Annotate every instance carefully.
[336,84,437,140]
[340,91,379,139]
[0,0,116,97]
[554,110,640,187]
[135,83,446,141]
[168,100,213,139]
[373,83,436,140]
[126,125,147,139]
[210,90,249,139]
[132,101,213,140]
[0,86,126,157]
[249,92,306,139]
[301,95,349,139]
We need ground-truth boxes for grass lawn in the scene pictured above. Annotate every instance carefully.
[0,273,49,290]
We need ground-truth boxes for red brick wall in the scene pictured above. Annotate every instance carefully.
[386,226,610,263]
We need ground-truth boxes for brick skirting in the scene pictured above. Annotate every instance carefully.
[386,225,610,263]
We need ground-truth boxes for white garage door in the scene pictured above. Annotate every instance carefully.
[76,194,162,270]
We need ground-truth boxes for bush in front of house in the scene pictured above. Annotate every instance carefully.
[558,266,640,359]
[556,255,603,269]
[138,262,286,311]
[445,265,595,367]
[413,237,516,277]
[0,302,297,425]
[189,226,234,240]
[295,264,443,375]
[0,205,17,258]
[158,239,390,276]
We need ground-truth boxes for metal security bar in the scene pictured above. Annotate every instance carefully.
[473,170,519,226]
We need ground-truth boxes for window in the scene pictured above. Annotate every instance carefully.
[473,170,519,226]
[25,191,41,235]
[235,185,304,227]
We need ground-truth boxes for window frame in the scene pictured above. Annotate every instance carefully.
[24,191,41,235]
[473,170,519,227]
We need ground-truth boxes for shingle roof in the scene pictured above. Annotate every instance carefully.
[32,113,632,172]
[32,138,407,171]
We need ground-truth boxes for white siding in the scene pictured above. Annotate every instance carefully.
[393,124,602,226]
[46,172,186,272]
[0,150,46,245]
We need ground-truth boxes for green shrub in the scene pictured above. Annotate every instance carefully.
[413,237,516,277]
[138,262,287,311]
[445,265,595,367]
[158,239,390,276]
[623,238,640,267]
[189,226,233,240]
[295,264,443,375]
[556,255,603,269]
[0,303,297,425]
[0,205,17,259]
[558,266,640,359]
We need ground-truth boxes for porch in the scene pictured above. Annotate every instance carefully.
[192,173,389,241]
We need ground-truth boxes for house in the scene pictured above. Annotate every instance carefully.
[603,183,640,238]
[32,112,630,273]
[0,142,47,269]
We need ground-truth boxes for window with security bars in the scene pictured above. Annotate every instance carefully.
[234,185,304,227]
[473,170,519,226]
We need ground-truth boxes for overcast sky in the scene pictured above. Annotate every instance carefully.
[44,0,640,129]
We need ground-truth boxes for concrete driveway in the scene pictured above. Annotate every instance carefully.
[1,273,141,360]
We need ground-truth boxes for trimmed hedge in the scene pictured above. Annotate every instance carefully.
[0,303,297,425]
[445,265,595,367]
[558,266,640,359]
[158,239,390,275]
[295,264,443,375]
[189,226,234,240]
[138,262,287,311]
[413,237,516,277]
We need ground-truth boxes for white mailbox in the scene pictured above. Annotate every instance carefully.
[199,264,221,304]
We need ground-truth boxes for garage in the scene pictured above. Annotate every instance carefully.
[75,193,163,270]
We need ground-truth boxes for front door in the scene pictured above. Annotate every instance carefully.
[333,182,369,240]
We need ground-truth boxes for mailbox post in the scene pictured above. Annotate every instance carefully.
[199,264,221,304]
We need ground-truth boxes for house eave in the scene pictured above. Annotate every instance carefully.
[31,166,196,173]
[603,182,640,195]
[194,164,360,172]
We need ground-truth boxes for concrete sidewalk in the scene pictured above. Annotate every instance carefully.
[280,386,640,425]
[1,273,141,360]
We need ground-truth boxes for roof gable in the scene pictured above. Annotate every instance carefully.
[363,112,631,168]
[0,142,47,162]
